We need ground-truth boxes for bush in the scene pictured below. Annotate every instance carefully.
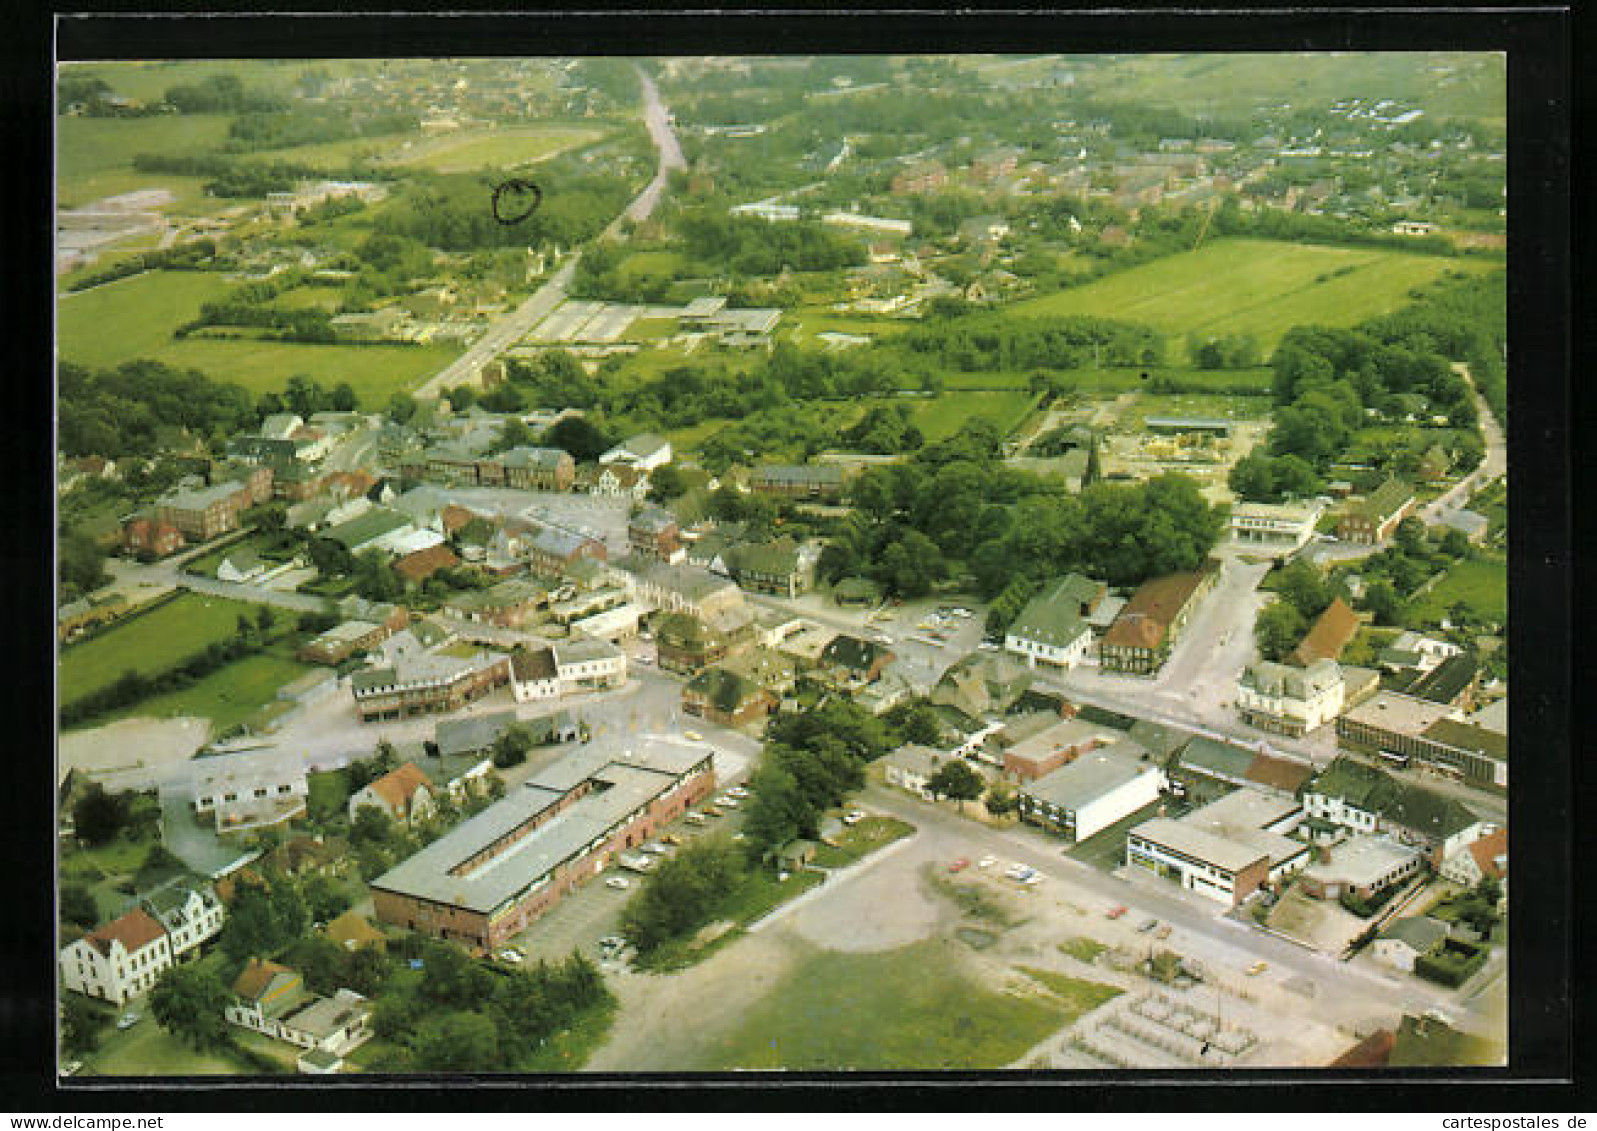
[1414,938,1488,988]
[1339,882,1401,919]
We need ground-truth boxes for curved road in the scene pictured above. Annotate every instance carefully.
[415,65,685,399]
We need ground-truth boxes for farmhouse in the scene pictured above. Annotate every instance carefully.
[369,745,715,951]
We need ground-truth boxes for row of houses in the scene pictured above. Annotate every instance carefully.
[59,878,226,1006]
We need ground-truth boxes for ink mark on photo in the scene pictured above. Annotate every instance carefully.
[492,179,543,225]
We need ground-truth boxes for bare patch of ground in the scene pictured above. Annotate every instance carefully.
[58,716,211,782]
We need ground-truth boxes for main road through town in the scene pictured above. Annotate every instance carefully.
[413,64,685,400]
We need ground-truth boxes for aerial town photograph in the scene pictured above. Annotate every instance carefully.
[53,51,1511,1078]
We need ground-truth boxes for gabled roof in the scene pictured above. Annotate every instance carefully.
[1289,598,1360,667]
[1178,736,1257,782]
[1103,564,1217,650]
[1306,756,1481,839]
[393,543,460,583]
[1380,916,1450,953]
[1245,751,1315,794]
[725,538,801,578]
[435,709,521,759]
[364,763,432,812]
[324,507,411,550]
[511,645,558,683]
[325,910,386,950]
[820,633,893,673]
[232,958,299,1003]
[1463,826,1507,879]
[1356,477,1415,523]
[84,907,167,958]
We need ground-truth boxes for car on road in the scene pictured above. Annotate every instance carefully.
[716,795,740,808]
[948,857,970,873]
[702,806,722,817]
[642,841,670,855]
[1023,872,1045,885]
[497,948,524,964]
[598,935,626,956]
[635,655,653,666]
[977,855,998,869]
[116,1013,139,1031]
[684,730,703,741]
[726,786,750,799]
[1005,864,1035,882]
[685,813,707,826]
[977,641,999,651]
[1246,961,1269,977]
[1138,918,1159,933]
[843,810,866,825]
[605,876,630,891]
[1155,924,1172,940]
[1106,905,1128,920]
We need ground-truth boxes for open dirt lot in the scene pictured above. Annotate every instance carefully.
[58,716,211,785]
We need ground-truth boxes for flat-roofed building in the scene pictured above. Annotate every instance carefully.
[1298,835,1425,902]
[1002,717,1117,782]
[1336,691,1506,790]
[189,746,309,835]
[1126,789,1308,906]
[1015,740,1160,842]
[1229,499,1326,551]
[368,746,716,950]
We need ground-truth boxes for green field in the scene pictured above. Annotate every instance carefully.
[62,59,313,106]
[1010,239,1495,357]
[242,132,419,171]
[93,652,312,733]
[690,939,1074,1070]
[913,391,1038,440]
[59,592,264,708]
[57,270,237,365]
[1121,393,1274,426]
[1404,555,1507,627]
[389,126,608,172]
[82,1019,250,1077]
[57,113,234,211]
[57,271,462,403]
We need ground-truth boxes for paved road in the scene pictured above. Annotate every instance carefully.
[611,66,685,234]
[1419,364,1506,526]
[412,254,582,401]
[858,782,1504,1039]
[106,546,333,615]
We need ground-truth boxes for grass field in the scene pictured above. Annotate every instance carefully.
[1014,965,1124,1018]
[57,113,234,211]
[1121,393,1274,426]
[241,132,419,171]
[388,126,608,173]
[690,938,1072,1070]
[59,592,262,708]
[1010,239,1495,357]
[1404,555,1507,627]
[83,1020,249,1077]
[913,391,1038,440]
[92,651,312,733]
[57,270,236,367]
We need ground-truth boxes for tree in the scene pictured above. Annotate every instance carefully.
[542,416,613,463]
[150,964,232,1050]
[413,1011,502,1073]
[1439,528,1472,560]
[254,606,276,636]
[491,724,534,769]
[61,995,104,1057]
[1254,600,1307,662]
[72,784,130,847]
[1362,579,1404,626]
[647,465,689,502]
[1274,559,1332,620]
[60,885,100,930]
[350,805,394,846]
[1395,515,1429,557]
[926,758,985,812]
[984,779,1019,817]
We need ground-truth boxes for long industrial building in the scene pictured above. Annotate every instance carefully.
[369,743,715,951]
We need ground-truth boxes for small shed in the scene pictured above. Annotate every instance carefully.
[771,838,818,871]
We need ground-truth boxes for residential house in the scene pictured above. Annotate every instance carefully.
[443,580,550,628]
[817,634,896,690]
[1338,477,1417,544]
[324,910,387,953]
[1302,756,1488,864]
[1016,740,1161,842]
[553,635,627,691]
[121,516,185,559]
[1003,575,1101,669]
[1373,916,1451,973]
[1099,561,1222,674]
[59,908,173,1005]
[510,645,562,701]
[580,462,652,500]
[931,651,1032,720]
[682,666,777,726]
[226,959,373,1064]
[347,763,436,825]
[1439,825,1507,895]
[882,744,952,801]
[1235,659,1347,737]
[140,878,225,958]
[653,610,751,674]
[495,447,575,491]
[627,505,685,563]
[393,543,461,587]
[723,538,810,598]
[1289,597,1360,667]
[526,525,607,578]
[350,648,511,723]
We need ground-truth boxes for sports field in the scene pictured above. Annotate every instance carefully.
[1010,239,1495,357]
[388,126,608,172]
[59,591,262,708]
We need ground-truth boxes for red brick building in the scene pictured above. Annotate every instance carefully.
[121,517,185,558]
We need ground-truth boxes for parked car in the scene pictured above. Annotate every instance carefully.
[716,796,740,808]
[685,813,707,826]
[116,1013,139,1031]
[661,833,684,846]
[1106,905,1128,920]
[1138,918,1159,933]
[497,949,524,964]
[843,810,866,826]
[977,641,999,651]
[1023,872,1045,885]
[605,876,630,891]
[702,806,722,817]
[684,730,703,741]
[978,855,998,869]
[1246,961,1269,977]
[948,857,970,873]
[726,786,750,799]
[642,842,669,855]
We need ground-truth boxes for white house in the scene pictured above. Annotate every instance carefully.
[1236,659,1346,736]
[226,958,373,1063]
[59,908,173,1006]
[1373,916,1450,972]
[599,433,673,472]
[346,763,435,825]
[141,880,225,957]
[552,635,627,691]
[510,645,562,701]
[1004,588,1095,670]
[1440,825,1507,894]
[882,744,948,801]
[189,746,310,834]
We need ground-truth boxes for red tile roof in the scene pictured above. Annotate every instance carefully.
[441,504,476,535]
[85,907,166,958]
[1290,597,1360,666]
[1102,566,1214,650]
[394,543,461,584]
[1329,1029,1395,1069]
[1245,751,1315,794]
[366,762,432,815]
[1465,827,1507,879]
[232,957,297,1002]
